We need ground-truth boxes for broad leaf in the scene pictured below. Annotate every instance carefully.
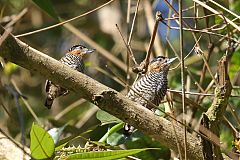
[66,148,156,160]
[3,62,18,75]
[30,123,55,159]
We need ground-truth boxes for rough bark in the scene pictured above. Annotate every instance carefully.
[0,26,204,159]
[200,56,232,160]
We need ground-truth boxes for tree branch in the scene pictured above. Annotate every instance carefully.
[200,56,232,160]
[0,25,203,159]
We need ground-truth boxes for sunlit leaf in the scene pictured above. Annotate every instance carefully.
[55,142,67,152]
[99,122,124,143]
[66,148,157,160]
[30,123,55,159]
[3,62,18,75]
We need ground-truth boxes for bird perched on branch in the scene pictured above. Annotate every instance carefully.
[124,56,177,134]
[45,44,95,109]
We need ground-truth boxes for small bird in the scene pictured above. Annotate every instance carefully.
[45,44,95,109]
[124,56,177,134]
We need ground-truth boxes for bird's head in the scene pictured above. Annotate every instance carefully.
[67,44,95,57]
[147,56,177,73]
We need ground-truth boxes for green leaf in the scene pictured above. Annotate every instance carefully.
[96,110,122,125]
[98,122,124,143]
[55,142,67,152]
[107,130,143,146]
[66,148,156,160]
[55,125,99,151]
[30,123,55,159]
[3,62,18,75]
[32,0,59,20]
[126,136,170,160]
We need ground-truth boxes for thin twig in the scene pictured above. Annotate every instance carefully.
[164,13,219,20]
[127,0,140,46]
[75,105,99,128]
[5,8,28,28]
[0,128,31,157]
[115,24,137,65]
[223,116,238,138]
[126,0,141,92]
[0,101,12,119]
[144,11,163,72]
[63,23,128,72]
[162,0,201,53]
[4,85,26,146]
[179,0,187,159]
[165,1,182,157]
[11,79,42,125]
[144,0,164,55]
[132,11,164,73]
[228,103,240,127]
[186,70,205,93]
[166,0,173,54]
[166,92,183,160]
[184,34,202,60]
[95,66,125,87]
[193,1,198,29]
[55,99,86,120]
[221,14,232,56]
[193,0,240,32]
[194,7,214,105]
[165,26,239,43]
[198,50,218,86]
[0,28,12,46]
[168,89,213,96]
[127,0,131,23]
[208,0,240,20]
[197,73,217,103]
[15,0,116,37]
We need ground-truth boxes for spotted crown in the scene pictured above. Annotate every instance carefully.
[68,44,87,52]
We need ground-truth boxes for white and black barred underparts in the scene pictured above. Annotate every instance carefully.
[127,71,168,109]
[60,53,85,72]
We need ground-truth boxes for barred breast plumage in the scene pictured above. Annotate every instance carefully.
[44,44,95,109]
[59,52,85,72]
[127,72,168,110]
[124,56,177,134]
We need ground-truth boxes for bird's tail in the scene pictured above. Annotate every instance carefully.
[45,96,54,109]
[123,123,134,136]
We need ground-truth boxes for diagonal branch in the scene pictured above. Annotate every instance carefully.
[0,25,203,159]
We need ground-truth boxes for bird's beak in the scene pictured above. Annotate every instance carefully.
[167,57,177,64]
[84,48,96,54]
